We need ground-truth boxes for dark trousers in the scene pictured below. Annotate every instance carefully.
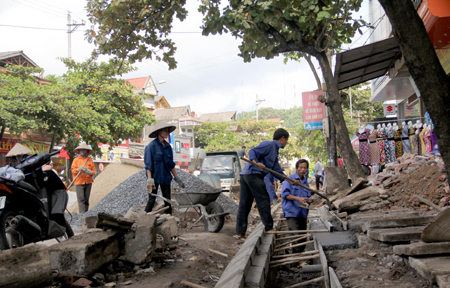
[315,174,323,190]
[236,174,273,235]
[145,183,172,214]
[286,217,308,253]
[76,184,92,214]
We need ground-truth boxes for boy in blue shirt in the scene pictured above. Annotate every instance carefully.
[282,159,312,253]
[235,128,295,239]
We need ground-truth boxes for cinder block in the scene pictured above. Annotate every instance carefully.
[50,230,120,277]
[0,244,52,288]
[245,265,265,288]
[157,215,178,244]
[252,254,270,278]
[124,214,157,264]
[215,268,245,288]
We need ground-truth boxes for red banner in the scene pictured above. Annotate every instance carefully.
[302,91,326,130]
[0,139,20,154]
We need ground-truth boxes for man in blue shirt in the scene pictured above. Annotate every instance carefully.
[264,173,278,205]
[235,128,295,239]
[144,122,185,215]
[238,146,247,158]
[282,159,312,253]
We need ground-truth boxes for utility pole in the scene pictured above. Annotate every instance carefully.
[256,94,265,122]
[349,86,353,120]
[67,12,85,59]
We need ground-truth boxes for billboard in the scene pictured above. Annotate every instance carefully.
[302,90,326,130]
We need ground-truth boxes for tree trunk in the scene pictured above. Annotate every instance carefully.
[0,120,5,143]
[49,135,55,152]
[316,52,366,182]
[305,55,322,90]
[378,0,450,180]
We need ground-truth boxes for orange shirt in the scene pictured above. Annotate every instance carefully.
[71,156,95,185]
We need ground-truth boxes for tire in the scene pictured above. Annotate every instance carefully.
[203,201,225,233]
[0,209,24,250]
[56,219,74,242]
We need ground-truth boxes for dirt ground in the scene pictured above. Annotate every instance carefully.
[123,219,241,288]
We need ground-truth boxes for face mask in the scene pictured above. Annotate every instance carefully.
[80,150,87,156]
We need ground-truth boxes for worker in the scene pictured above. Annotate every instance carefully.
[71,143,95,214]
[144,122,185,215]
[5,143,32,167]
[264,173,278,205]
[235,128,295,239]
[193,166,201,176]
[314,157,323,190]
[238,145,247,158]
[281,159,312,253]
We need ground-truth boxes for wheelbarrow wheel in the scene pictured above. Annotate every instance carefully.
[203,201,225,233]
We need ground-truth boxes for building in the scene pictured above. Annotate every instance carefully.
[334,0,450,122]
[125,76,171,112]
[198,111,237,122]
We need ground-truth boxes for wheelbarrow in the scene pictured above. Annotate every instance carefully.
[150,187,229,233]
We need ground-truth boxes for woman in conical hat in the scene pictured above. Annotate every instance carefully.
[144,121,185,214]
[6,143,32,167]
[71,142,95,213]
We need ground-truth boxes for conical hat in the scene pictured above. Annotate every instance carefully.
[148,121,176,138]
[74,142,93,153]
[6,143,32,157]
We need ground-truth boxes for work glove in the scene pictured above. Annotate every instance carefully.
[174,176,185,188]
[77,165,86,172]
[147,178,155,192]
[82,168,93,176]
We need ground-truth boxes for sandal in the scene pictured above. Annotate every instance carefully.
[233,234,246,240]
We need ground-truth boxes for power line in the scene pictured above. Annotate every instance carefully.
[10,0,67,20]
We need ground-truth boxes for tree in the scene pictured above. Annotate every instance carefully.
[341,82,384,124]
[378,0,450,180]
[0,59,154,165]
[86,0,368,182]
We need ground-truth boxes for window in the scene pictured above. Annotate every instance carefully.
[182,128,186,132]
[188,129,192,133]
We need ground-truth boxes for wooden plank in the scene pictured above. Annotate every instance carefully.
[270,254,320,268]
[276,234,311,242]
[266,230,328,235]
[275,235,310,249]
[274,240,314,252]
[271,250,319,259]
[316,239,330,288]
[285,276,325,288]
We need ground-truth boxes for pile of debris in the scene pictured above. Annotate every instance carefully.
[67,168,238,229]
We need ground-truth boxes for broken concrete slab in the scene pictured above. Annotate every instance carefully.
[82,216,99,233]
[437,275,450,288]
[50,230,120,277]
[393,241,450,256]
[0,244,52,288]
[422,208,450,242]
[124,206,146,221]
[368,226,425,243]
[124,214,157,264]
[323,167,349,194]
[333,186,385,212]
[342,177,368,196]
[409,256,450,284]
[157,215,178,244]
[310,220,357,250]
[362,216,435,232]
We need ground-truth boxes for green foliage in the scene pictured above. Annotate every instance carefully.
[341,83,384,124]
[194,120,303,161]
[0,60,154,157]
[236,107,303,130]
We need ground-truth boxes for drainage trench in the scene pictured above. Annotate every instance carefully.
[215,204,343,288]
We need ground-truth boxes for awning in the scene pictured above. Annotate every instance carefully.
[334,38,401,90]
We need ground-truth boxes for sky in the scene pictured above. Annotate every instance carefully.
[0,0,371,115]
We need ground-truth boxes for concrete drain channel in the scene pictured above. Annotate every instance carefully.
[215,203,342,288]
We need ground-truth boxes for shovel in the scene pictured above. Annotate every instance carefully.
[240,157,333,207]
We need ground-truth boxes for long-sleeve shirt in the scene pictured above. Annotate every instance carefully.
[315,161,323,175]
[144,138,175,185]
[240,140,285,181]
[264,173,277,204]
[281,173,311,218]
[71,156,95,185]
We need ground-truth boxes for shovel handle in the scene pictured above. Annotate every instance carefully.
[67,158,89,190]
[239,157,332,206]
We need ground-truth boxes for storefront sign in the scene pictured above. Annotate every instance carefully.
[95,145,129,162]
[383,104,397,116]
[302,91,326,130]
[0,139,20,153]
[21,140,50,154]
[405,104,416,116]
[99,163,105,172]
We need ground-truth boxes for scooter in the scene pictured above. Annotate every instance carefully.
[0,150,73,250]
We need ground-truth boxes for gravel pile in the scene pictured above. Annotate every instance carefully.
[66,168,238,229]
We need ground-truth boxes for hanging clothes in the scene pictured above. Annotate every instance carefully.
[413,131,421,155]
[424,128,432,154]
[430,129,438,151]
[419,128,426,155]
[394,126,404,158]
[369,129,380,164]
[387,126,397,163]
[356,128,371,165]
[377,130,386,165]
[409,126,415,153]
[401,125,411,154]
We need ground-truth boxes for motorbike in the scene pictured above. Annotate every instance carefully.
[0,150,73,250]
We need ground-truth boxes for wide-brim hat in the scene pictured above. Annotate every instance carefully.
[6,143,32,157]
[74,143,93,153]
[148,121,176,138]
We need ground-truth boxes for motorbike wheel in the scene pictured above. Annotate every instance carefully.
[56,219,74,242]
[203,201,225,233]
[0,209,24,250]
